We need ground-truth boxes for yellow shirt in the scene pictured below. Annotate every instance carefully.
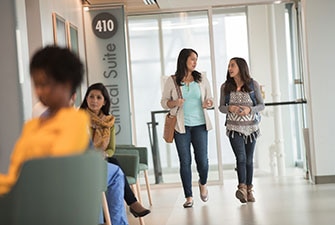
[0,108,90,195]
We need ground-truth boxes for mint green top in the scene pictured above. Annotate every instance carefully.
[182,81,206,126]
[161,74,213,134]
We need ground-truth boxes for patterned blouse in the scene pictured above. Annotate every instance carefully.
[226,91,260,142]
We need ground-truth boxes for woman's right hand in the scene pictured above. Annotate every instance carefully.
[175,98,185,107]
[168,98,184,108]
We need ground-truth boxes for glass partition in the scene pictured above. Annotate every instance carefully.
[127,1,307,184]
[128,8,249,184]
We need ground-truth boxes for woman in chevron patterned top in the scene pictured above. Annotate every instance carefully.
[219,57,264,203]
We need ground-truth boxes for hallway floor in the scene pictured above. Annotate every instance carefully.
[127,170,335,225]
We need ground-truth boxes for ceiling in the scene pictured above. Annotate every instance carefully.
[84,0,159,13]
[85,0,288,14]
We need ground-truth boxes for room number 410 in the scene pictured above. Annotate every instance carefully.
[95,19,115,33]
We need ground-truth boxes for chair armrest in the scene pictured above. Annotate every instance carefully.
[115,144,135,148]
[115,148,139,157]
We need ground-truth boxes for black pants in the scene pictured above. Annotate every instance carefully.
[106,157,137,206]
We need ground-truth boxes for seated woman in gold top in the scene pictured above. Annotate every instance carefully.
[0,46,128,225]
[0,46,90,195]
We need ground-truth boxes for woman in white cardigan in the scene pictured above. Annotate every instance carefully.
[161,48,213,208]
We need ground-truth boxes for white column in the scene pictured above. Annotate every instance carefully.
[268,5,286,176]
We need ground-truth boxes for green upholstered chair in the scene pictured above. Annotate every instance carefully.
[112,151,146,225]
[113,150,140,200]
[0,150,107,225]
[116,145,153,206]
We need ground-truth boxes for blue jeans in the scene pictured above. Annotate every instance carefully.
[100,163,128,225]
[174,125,208,198]
[229,133,256,186]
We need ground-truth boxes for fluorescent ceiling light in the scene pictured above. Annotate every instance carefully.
[143,0,156,5]
[129,21,218,32]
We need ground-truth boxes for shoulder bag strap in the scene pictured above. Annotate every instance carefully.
[172,75,182,99]
[249,79,257,106]
[171,75,182,113]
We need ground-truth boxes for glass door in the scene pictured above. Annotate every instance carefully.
[128,11,220,184]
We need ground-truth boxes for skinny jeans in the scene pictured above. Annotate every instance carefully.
[229,132,256,185]
[174,125,209,198]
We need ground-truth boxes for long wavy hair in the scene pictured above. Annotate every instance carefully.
[224,57,252,95]
[80,83,111,115]
[174,48,202,86]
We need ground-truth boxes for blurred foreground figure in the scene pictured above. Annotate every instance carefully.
[0,45,128,225]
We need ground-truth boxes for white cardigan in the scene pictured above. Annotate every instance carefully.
[160,75,213,133]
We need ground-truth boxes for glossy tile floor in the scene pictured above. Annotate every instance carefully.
[127,169,335,225]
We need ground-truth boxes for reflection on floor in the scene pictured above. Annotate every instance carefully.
[126,169,335,225]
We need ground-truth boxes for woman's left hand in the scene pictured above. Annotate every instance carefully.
[203,99,213,108]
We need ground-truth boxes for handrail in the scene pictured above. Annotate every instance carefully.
[264,99,307,106]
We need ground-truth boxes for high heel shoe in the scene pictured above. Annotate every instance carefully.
[129,207,151,218]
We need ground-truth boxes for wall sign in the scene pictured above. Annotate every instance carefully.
[84,6,132,145]
[92,12,118,39]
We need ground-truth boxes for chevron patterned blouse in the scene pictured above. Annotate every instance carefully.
[225,91,260,142]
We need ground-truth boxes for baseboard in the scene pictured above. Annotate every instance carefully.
[314,175,335,184]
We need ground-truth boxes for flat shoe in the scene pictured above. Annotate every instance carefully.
[198,181,208,202]
[129,207,151,217]
[183,200,194,208]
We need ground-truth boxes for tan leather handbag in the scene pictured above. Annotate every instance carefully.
[163,75,182,143]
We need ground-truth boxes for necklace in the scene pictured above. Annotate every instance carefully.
[181,81,190,92]
[186,83,190,91]
[183,75,193,83]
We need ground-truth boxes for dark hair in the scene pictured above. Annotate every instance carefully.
[30,45,84,94]
[224,57,252,94]
[174,48,202,86]
[80,83,110,115]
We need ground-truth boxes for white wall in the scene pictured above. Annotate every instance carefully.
[0,0,24,173]
[38,0,85,52]
[0,0,87,173]
[303,0,335,182]
[28,0,87,107]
